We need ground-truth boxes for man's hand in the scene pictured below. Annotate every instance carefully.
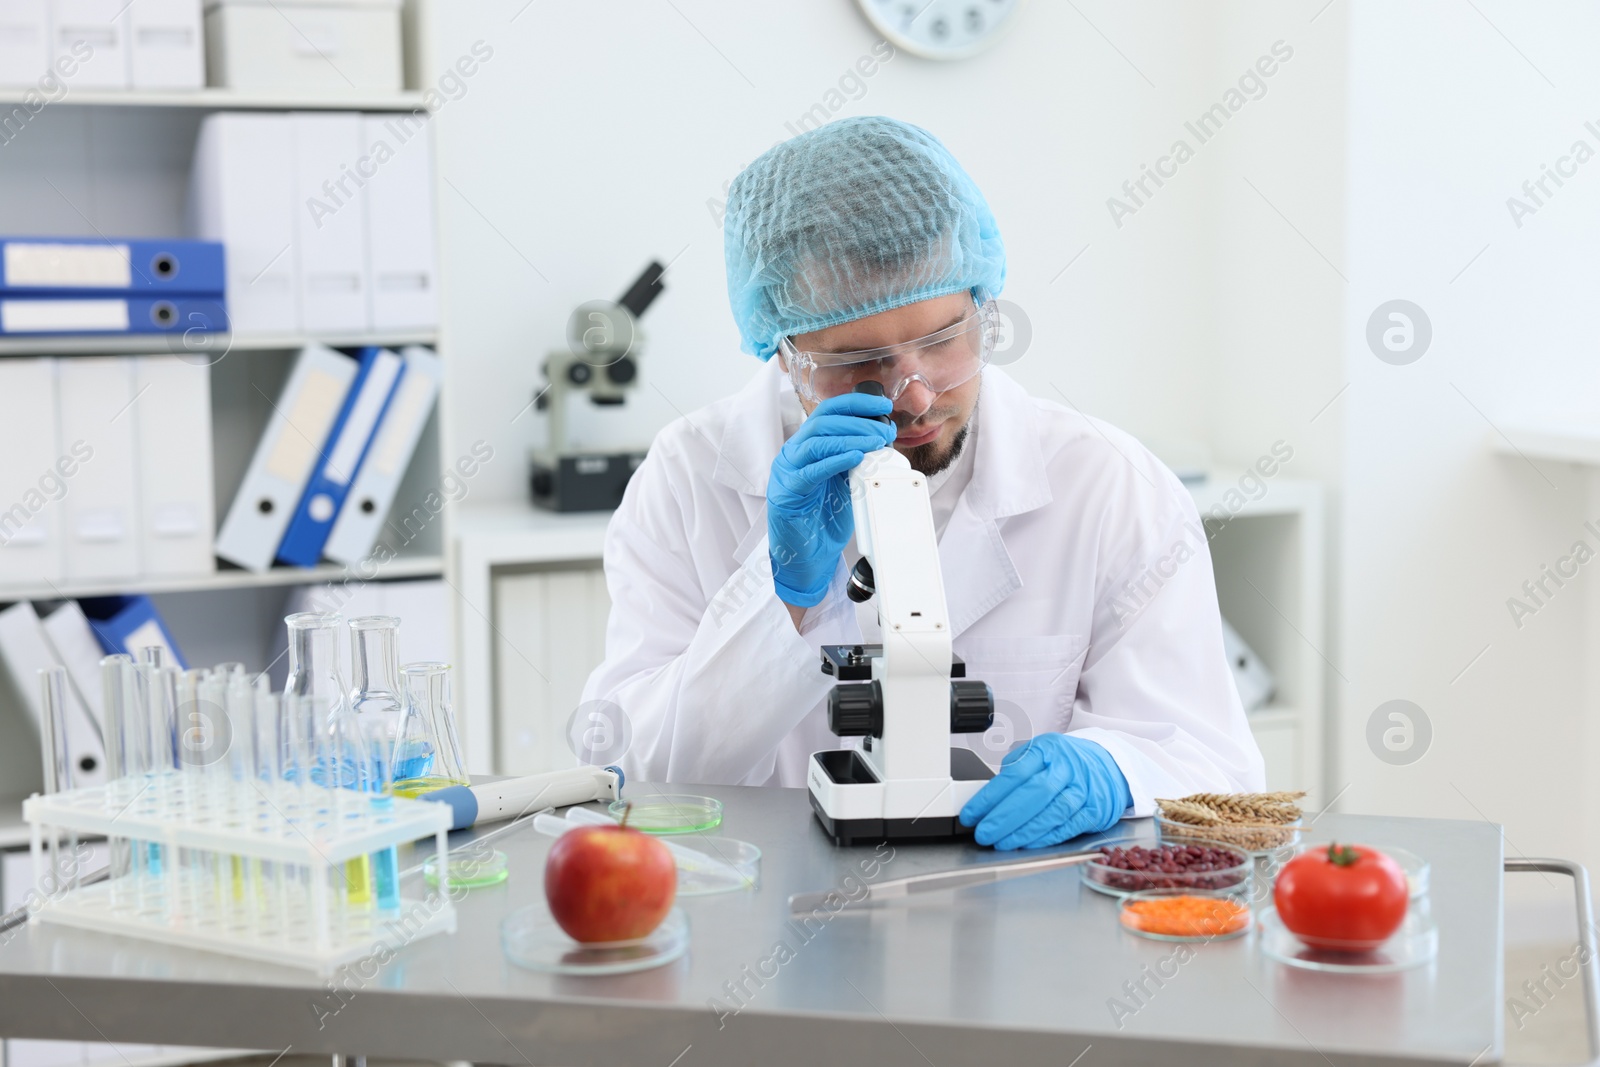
[959,733,1132,850]
[767,392,895,608]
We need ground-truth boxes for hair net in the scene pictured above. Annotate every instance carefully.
[723,116,1006,362]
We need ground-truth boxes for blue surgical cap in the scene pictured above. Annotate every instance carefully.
[723,116,1006,362]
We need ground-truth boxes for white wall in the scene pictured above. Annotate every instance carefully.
[1339,0,1600,929]
[429,0,1224,502]
[431,0,1600,925]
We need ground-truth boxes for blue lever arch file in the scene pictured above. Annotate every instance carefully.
[0,237,225,294]
[276,346,405,568]
[0,296,228,335]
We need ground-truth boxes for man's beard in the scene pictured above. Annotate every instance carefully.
[901,420,970,477]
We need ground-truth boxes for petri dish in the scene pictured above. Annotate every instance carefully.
[501,903,689,976]
[675,838,761,896]
[424,849,509,890]
[1081,835,1252,899]
[1156,813,1303,855]
[609,794,723,835]
[1257,904,1438,973]
[1118,888,1253,943]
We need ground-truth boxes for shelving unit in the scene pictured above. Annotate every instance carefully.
[0,89,426,110]
[0,329,436,357]
[0,554,443,602]
[0,29,451,1067]
[1490,420,1600,467]
[1193,473,1326,801]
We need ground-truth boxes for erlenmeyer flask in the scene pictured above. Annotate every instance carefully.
[282,612,347,784]
[349,615,404,739]
[393,663,468,797]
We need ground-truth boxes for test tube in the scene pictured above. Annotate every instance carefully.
[361,719,401,914]
[99,655,137,908]
[330,702,373,906]
[37,666,73,894]
[249,675,277,779]
[282,692,321,922]
[221,671,256,909]
[254,680,289,930]
[110,654,159,906]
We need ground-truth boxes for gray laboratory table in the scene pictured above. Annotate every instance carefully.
[0,785,1509,1066]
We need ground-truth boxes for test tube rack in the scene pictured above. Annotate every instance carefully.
[23,773,456,974]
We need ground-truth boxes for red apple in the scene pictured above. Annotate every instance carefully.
[544,821,676,943]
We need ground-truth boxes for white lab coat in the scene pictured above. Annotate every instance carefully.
[581,360,1264,814]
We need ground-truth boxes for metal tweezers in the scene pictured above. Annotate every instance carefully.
[788,848,1102,914]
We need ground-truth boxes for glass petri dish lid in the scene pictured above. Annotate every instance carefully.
[1082,836,1252,898]
[501,903,689,976]
[674,838,760,896]
[609,794,723,834]
[1257,904,1438,973]
[1156,813,1303,854]
[1118,888,1253,943]
[424,848,509,889]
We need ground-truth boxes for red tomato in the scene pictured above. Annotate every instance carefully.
[1273,843,1408,951]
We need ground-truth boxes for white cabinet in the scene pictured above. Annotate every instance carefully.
[1192,475,1326,804]
[491,566,610,775]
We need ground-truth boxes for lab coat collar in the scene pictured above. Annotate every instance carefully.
[965,365,1053,520]
[711,361,1054,521]
[711,361,789,498]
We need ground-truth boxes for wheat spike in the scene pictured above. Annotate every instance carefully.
[1178,791,1305,824]
[1155,798,1225,826]
[1188,790,1305,807]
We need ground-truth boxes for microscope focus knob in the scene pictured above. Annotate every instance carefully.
[607,357,638,384]
[829,681,883,737]
[567,362,593,385]
[949,681,995,734]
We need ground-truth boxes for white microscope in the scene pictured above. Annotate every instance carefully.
[806,383,996,846]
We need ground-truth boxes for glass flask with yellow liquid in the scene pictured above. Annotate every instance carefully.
[392,662,469,798]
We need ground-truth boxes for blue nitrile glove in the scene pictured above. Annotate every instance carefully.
[960,733,1133,850]
[767,392,897,607]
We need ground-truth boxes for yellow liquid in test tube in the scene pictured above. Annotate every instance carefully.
[346,855,372,905]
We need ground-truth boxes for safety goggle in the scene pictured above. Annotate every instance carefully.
[779,298,999,416]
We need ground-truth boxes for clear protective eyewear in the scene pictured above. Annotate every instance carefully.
[780,298,1000,415]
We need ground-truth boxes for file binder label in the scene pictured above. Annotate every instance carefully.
[369,370,431,477]
[2,299,127,332]
[265,367,345,482]
[5,242,131,288]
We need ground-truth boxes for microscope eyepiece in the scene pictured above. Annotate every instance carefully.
[846,558,876,603]
[853,381,894,425]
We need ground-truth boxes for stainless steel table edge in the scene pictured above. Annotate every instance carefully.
[0,971,1494,1067]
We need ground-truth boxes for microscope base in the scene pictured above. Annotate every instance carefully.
[806,747,994,847]
[529,449,646,512]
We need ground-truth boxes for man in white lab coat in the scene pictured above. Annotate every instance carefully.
[581,116,1263,849]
